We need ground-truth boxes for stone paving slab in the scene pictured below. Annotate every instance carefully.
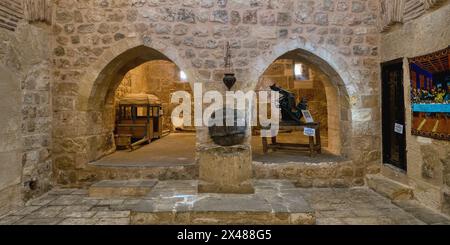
[1,181,449,225]
[91,180,158,188]
[27,194,58,206]
[28,206,66,218]
[0,215,24,225]
[59,218,98,225]
[49,195,83,206]
[192,195,272,212]
[89,179,158,198]
[15,218,64,225]
[96,218,130,225]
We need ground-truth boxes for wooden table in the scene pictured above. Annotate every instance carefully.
[262,122,322,157]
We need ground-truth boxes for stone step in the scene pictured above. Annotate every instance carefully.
[89,179,158,198]
[131,207,316,225]
[130,180,316,225]
[393,200,450,225]
[366,174,414,201]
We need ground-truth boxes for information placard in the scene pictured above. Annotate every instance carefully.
[304,127,316,137]
[301,110,314,123]
[394,123,404,134]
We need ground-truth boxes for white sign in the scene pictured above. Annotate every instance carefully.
[301,110,314,123]
[304,127,316,137]
[394,123,404,134]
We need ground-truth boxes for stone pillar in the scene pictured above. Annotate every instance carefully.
[198,145,254,194]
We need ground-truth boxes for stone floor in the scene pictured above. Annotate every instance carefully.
[91,131,338,168]
[1,180,449,225]
[91,133,196,167]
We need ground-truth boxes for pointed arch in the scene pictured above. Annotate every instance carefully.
[76,37,194,111]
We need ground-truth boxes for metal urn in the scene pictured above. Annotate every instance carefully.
[208,108,247,146]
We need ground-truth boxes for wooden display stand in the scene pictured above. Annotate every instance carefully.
[262,122,322,157]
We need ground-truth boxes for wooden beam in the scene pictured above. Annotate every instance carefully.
[427,59,440,73]
[436,57,446,72]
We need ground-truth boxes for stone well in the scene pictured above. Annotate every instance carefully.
[198,145,254,194]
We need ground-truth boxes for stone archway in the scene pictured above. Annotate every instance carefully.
[53,38,198,185]
[76,39,193,161]
[76,37,194,112]
[77,38,195,161]
[248,39,357,96]
[248,39,354,157]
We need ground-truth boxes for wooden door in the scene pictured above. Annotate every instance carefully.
[382,59,407,171]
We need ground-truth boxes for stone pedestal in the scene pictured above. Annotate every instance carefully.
[198,145,254,194]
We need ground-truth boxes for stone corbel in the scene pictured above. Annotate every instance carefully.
[421,0,443,9]
[23,0,52,25]
[379,0,406,32]
[379,0,447,32]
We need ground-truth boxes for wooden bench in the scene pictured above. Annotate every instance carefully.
[262,122,322,157]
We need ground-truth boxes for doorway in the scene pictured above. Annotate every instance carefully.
[382,59,407,171]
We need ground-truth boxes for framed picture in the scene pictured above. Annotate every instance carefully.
[301,110,314,123]
[409,46,450,141]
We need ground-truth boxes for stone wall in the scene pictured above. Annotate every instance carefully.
[0,22,52,215]
[115,60,193,132]
[50,0,381,187]
[380,2,450,214]
[2,0,449,216]
[115,72,132,99]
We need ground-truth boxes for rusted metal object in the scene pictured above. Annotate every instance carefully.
[208,108,247,146]
[223,73,237,90]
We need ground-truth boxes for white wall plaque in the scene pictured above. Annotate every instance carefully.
[394,123,404,134]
